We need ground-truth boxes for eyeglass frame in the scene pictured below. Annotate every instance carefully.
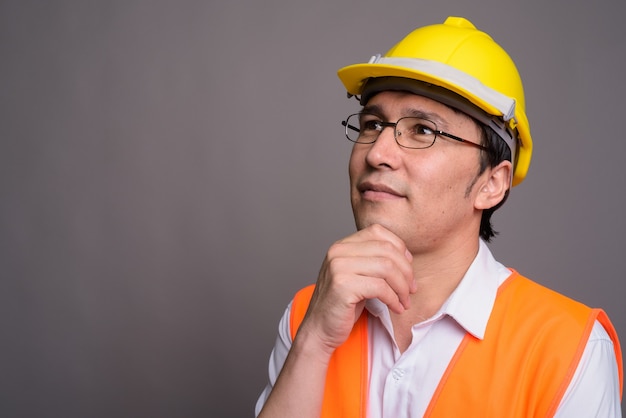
[341,112,491,152]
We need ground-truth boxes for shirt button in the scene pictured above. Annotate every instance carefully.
[392,368,405,381]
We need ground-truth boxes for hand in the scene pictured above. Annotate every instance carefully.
[297,224,416,356]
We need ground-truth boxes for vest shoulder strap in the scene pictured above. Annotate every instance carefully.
[425,271,623,417]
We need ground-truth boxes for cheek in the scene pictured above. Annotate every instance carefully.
[348,148,365,182]
[406,161,443,193]
[408,158,474,204]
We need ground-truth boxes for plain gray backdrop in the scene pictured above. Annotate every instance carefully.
[1,0,624,417]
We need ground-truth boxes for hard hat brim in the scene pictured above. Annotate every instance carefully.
[338,58,515,122]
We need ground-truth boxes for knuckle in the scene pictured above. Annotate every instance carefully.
[378,239,396,253]
[378,256,395,271]
[327,240,347,258]
[368,223,385,235]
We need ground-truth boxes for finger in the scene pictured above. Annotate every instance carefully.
[340,224,407,253]
[328,240,414,298]
[340,272,408,314]
[328,254,413,310]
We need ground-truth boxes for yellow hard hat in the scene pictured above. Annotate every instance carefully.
[337,16,532,186]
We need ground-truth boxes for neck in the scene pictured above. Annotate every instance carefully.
[390,236,480,351]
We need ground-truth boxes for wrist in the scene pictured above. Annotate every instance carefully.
[291,322,337,366]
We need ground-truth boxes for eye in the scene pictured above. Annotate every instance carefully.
[410,123,435,136]
[361,119,382,132]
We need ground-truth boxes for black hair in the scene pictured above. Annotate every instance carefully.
[476,123,512,242]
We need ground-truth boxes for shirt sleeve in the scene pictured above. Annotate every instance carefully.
[554,320,622,417]
[254,302,294,417]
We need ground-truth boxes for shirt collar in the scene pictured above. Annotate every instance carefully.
[439,239,511,339]
[365,240,512,340]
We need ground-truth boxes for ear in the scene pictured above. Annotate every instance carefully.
[474,160,512,210]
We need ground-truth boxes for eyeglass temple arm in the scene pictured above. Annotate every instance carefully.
[436,130,489,151]
[341,120,360,133]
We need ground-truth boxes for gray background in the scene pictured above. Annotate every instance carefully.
[1,0,624,417]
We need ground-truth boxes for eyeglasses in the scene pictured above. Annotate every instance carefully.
[342,112,489,151]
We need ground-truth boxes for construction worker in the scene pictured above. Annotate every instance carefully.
[255,17,623,417]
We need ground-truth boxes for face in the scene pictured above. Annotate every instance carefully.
[348,91,488,254]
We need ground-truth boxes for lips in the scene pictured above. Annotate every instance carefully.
[357,181,405,199]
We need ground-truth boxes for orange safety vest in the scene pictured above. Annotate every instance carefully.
[289,271,623,418]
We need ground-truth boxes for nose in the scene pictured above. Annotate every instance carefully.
[364,124,400,169]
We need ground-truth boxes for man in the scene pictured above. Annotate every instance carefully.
[255,16,623,417]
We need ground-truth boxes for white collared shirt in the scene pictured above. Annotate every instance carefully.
[255,241,621,417]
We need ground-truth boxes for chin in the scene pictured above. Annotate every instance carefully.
[352,195,407,231]
[352,207,372,230]
[353,212,396,233]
